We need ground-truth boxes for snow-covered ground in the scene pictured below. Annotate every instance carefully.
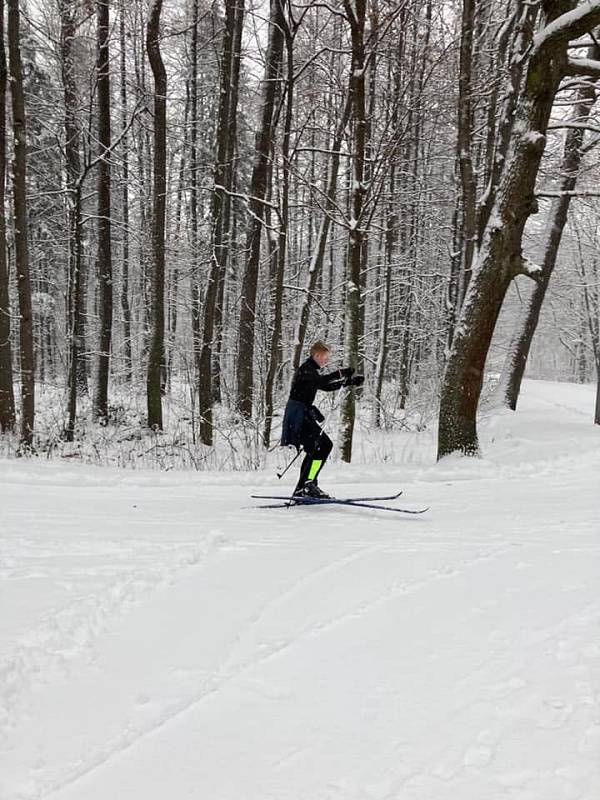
[1,379,599,800]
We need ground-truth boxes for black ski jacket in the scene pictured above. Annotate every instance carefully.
[281,357,351,447]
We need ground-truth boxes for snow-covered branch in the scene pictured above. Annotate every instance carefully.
[536,189,600,197]
[513,256,544,282]
[531,2,600,60]
[565,56,600,77]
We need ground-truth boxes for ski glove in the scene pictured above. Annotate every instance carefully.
[340,366,355,378]
[351,375,364,387]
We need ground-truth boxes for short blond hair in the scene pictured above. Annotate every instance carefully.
[310,340,330,357]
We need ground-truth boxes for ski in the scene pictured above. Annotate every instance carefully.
[251,490,403,503]
[254,496,428,515]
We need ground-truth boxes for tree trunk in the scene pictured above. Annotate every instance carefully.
[146,0,167,429]
[189,0,202,396]
[456,0,477,308]
[93,0,113,423]
[498,42,599,410]
[212,0,245,407]
[8,0,34,446]
[199,0,246,443]
[263,1,293,448]
[373,209,395,427]
[0,0,15,433]
[339,0,367,463]
[438,2,600,459]
[119,0,132,384]
[61,0,87,441]
[236,0,284,418]
[65,188,85,441]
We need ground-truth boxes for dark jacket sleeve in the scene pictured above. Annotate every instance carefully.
[315,368,351,392]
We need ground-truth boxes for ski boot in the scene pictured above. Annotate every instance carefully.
[294,480,330,499]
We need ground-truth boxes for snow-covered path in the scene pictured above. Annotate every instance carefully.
[1,381,599,800]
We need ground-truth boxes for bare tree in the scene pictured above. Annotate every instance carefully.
[236,0,285,419]
[146,0,167,429]
[93,0,113,423]
[61,0,88,441]
[0,0,15,433]
[8,0,34,446]
[498,41,600,410]
[119,0,133,384]
[339,0,367,462]
[198,0,246,444]
[438,1,600,459]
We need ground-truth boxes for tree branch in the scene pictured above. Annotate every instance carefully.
[565,55,600,76]
[532,2,600,60]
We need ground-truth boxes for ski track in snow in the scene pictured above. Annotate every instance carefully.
[1,380,599,800]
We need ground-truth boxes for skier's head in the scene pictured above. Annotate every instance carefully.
[310,340,330,368]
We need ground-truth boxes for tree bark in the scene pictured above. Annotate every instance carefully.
[198,0,246,442]
[263,0,293,448]
[119,0,133,384]
[339,0,367,463]
[8,0,34,446]
[61,0,87,441]
[236,0,284,418]
[146,0,167,429]
[93,0,113,423]
[438,1,600,459]
[456,0,477,309]
[0,0,15,432]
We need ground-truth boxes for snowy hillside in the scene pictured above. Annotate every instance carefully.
[1,380,599,800]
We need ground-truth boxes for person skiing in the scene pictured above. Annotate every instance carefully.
[281,340,364,498]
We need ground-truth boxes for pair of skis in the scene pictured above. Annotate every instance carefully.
[251,490,428,515]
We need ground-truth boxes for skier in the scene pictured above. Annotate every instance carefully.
[281,340,364,498]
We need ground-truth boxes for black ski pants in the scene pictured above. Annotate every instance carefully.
[295,416,333,489]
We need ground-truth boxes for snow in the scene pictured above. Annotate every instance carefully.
[1,379,600,800]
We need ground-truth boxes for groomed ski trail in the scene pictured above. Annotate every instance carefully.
[1,380,599,800]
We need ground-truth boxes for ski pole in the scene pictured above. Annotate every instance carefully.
[277,447,303,480]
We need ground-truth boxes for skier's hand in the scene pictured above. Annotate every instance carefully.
[341,366,355,378]
[351,374,364,387]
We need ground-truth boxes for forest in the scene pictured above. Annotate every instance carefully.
[0,0,599,470]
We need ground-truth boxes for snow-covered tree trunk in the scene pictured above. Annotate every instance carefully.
[263,2,294,449]
[61,0,87,442]
[8,0,34,446]
[438,1,600,459]
[456,0,477,307]
[236,0,284,418]
[93,0,113,423]
[146,0,167,430]
[119,0,133,385]
[0,0,15,433]
[497,41,599,410]
[339,0,367,463]
[200,0,245,444]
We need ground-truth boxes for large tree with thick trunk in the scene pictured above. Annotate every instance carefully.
[438,0,600,460]
[498,40,600,410]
